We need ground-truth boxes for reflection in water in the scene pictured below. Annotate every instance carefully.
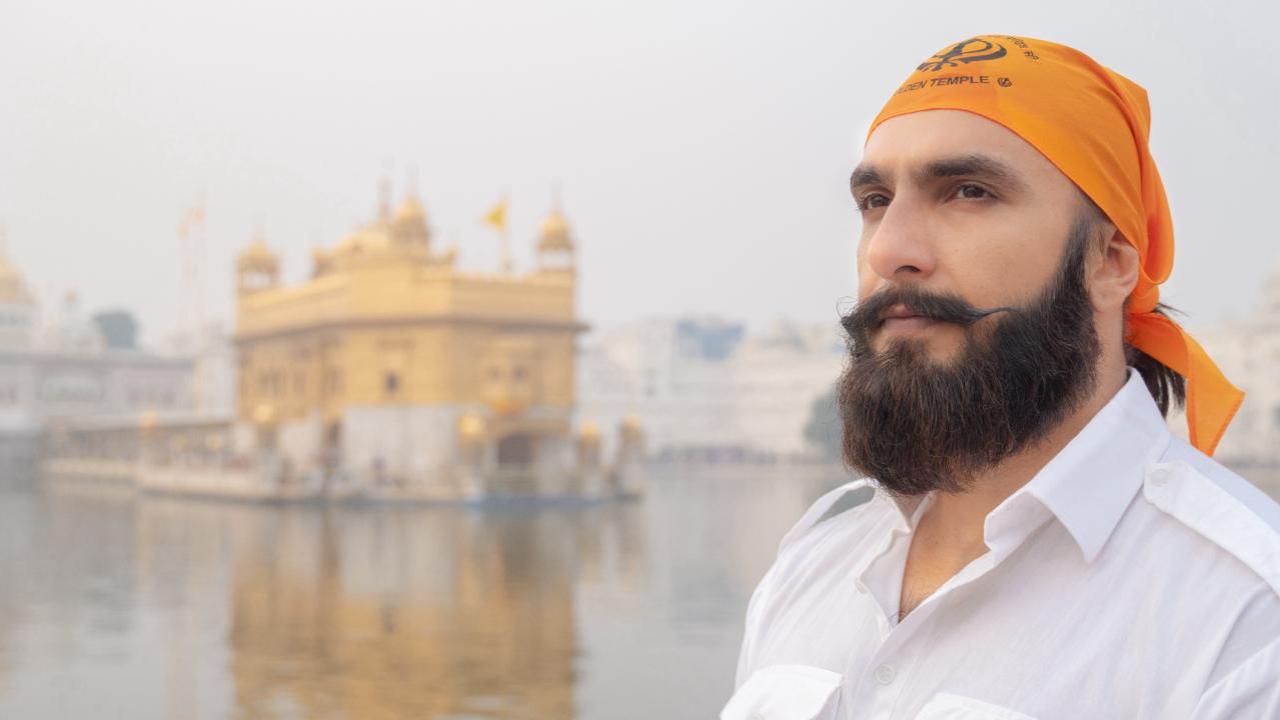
[0,468,848,719]
[225,508,577,719]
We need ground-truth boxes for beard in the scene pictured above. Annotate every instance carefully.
[837,218,1100,497]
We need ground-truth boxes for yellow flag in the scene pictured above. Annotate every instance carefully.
[482,198,507,233]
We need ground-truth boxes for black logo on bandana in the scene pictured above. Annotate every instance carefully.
[918,38,1007,72]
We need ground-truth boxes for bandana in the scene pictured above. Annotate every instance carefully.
[866,35,1243,455]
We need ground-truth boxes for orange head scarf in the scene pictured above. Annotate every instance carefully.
[866,34,1243,456]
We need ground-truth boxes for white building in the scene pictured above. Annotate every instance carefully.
[732,320,847,456]
[0,249,197,480]
[166,320,236,416]
[576,316,846,462]
[1197,260,1280,467]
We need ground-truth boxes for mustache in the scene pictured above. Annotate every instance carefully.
[841,287,1021,338]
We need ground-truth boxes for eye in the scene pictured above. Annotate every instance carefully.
[952,183,993,200]
[857,193,890,212]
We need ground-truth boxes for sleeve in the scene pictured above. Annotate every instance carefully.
[733,480,871,690]
[733,562,775,690]
[1191,636,1280,719]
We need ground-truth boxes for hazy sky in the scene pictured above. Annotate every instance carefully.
[2,0,1277,346]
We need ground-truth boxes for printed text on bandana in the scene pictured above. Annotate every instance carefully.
[895,75,1010,95]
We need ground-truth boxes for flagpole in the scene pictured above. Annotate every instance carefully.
[482,195,512,274]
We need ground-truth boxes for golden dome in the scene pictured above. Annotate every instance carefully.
[392,195,431,246]
[334,224,394,256]
[537,208,568,237]
[579,420,600,438]
[537,209,574,253]
[0,250,34,305]
[395,195,426,221]
[237,236,279,272]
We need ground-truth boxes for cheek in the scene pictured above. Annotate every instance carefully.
[936,231,1060,307]
[855,260,880,301]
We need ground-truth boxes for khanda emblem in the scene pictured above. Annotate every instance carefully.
[917,38,1007,72]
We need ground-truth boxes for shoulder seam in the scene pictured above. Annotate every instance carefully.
[776,479,876,556]
[1142,461,1280,598]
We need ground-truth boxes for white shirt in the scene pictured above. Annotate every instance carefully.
[724,370,1280,720]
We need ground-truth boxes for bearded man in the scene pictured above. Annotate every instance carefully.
[722,36,1280,720]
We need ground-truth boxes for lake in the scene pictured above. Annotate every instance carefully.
[0,467,849,719]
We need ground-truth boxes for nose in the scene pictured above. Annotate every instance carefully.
[862,203,937,282]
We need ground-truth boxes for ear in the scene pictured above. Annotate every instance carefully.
[1089,224,1140,314]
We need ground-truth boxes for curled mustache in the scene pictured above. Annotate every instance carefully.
[840,286,1021,340]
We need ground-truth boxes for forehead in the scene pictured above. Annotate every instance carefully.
[861,110,1069,190]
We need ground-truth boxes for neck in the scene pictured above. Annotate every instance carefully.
[919,357,1130,554]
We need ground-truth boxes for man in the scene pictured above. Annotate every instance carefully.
[722,36,1280,719]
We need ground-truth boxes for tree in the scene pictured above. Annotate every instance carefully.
[803,383,841,461]
[92,309,138,349]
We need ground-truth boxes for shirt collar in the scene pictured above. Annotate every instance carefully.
[1009,369,1173,563]
[873,369,1172,563]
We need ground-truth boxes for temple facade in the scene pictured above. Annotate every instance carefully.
[223,184,636,500]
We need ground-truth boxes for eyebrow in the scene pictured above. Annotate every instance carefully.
[850,153,1029,195]
[849,165,885,193]
[919,154,1027,191]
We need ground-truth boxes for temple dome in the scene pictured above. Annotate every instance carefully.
[537,209,573,252]
[0,250,34,305]
[395,195,426,221]
[237,235,279,273]
[392,194,431,246]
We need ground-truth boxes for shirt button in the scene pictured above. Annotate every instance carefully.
[874,663,896,685]
[750,713,766,720]
[1150,468,1170,486]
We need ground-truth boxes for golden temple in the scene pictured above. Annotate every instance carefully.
[44,181,642,502]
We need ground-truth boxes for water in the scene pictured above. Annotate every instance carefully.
[0,467,849,719]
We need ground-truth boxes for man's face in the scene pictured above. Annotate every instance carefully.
[838,109,1104,495]
[852,110,1088,362]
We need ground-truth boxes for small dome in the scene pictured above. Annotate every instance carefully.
[392,195,431,246]
[540,210,569,238]
[237,235,279,272]
[395,195,426,221]
[334,224,394,256]
[537,209,574,253]
[579,420,600,438]
[0,250,34,305]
